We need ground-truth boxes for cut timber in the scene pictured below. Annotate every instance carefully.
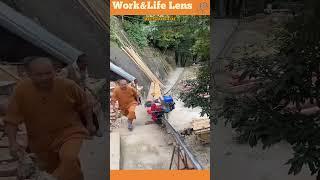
[192,118,210,144]
[147,82,162,99]
[121,46,163,87]
[110,132,120,170]
[192,118,210,132]
[196,133,210,144]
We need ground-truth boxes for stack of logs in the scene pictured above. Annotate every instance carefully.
[180,118,210,145]
[191,118,210,144]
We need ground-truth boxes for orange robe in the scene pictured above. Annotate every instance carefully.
[4,77,89,180]
[112,86,138,121]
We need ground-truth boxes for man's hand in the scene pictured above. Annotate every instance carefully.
[137,97,142,105]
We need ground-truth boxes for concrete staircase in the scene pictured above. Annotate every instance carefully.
[110,106,173,170]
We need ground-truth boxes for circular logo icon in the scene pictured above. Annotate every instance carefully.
[199,2,208,10]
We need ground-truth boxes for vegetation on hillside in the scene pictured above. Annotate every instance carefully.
[185,1,320,178]
[111,15,210,67]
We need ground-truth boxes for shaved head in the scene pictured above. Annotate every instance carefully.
[25,57,55,90]
[26,57,54,72]
[119,79,128,90]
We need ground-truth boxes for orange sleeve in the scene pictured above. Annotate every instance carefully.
[111,88,119,103]
[68,80,89,112]
[4,86,24,126]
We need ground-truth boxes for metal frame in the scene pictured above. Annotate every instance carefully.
[162,117,203,170]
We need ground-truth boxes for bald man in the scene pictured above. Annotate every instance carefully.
[4,57,95,180]
[111,79,139,131]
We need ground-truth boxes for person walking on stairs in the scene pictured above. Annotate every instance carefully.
[4,57,95,180]
[58,54,102,137]
[111,79,139,131]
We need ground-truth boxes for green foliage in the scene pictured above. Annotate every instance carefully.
[180,66,212,118]
[148,16,210,64]
[123,19,150,48]
[217,5,320,177]
[119,15,210,65]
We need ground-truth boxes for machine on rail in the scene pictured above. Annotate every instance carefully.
[145,95,175,125]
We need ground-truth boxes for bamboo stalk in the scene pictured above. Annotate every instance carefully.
[124,47,163,86]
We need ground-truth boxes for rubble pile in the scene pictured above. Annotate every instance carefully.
[110,81,121,130]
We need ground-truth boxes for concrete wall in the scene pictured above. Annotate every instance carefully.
[110,42,151,97]
[7,0,107,78]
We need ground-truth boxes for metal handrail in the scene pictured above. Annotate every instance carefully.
[162,117,204,170]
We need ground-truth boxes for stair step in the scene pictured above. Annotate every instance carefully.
[110,132,120,170]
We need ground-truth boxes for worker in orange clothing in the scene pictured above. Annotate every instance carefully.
[111,79,139,131]
[4,57,95,180]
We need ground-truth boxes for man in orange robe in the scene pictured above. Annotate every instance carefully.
[4,57,96,180]
[111,79,139,131]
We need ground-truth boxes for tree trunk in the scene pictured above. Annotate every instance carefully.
[182,54,188,67]
[193,54,197,63]
[175,51,179,66]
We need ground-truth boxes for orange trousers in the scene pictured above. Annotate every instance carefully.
[36,138,84,180]
[121,104,137,121]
